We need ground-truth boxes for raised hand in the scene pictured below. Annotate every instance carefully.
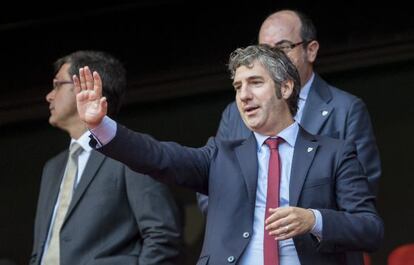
[73,66,107,129]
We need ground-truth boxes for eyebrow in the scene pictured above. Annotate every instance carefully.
[232,80,240,87]
[232,75,264,86]
[275,39,293,45]
[247,75,264,81]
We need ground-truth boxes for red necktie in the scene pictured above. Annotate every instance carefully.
[264,137,282,265]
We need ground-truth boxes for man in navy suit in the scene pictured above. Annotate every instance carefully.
[75,45,383,265]
[198,9,381,214]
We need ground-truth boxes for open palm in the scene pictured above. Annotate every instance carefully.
[73,66,108,129]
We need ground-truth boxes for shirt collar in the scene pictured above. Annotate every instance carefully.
[70,131,93,153]
[253,121,299,150]
[299,72,315,100]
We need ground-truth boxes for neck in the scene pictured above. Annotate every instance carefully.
[261,116,295,136]
[67,122,88,140]
[301,68,314,88]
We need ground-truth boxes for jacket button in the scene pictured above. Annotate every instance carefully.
[227,256,235,263]
[243,232,250,238]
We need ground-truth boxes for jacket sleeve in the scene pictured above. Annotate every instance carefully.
[196,102,234,215]
[125,168,183,265]
[98,123,213,194]
[317,140,384,253]
[345,97,381,195]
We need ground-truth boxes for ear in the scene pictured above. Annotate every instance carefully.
[281,79,294,99]
[306,40,319,64]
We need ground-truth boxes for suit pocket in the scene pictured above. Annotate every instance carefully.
[196,255,210,265]
[303,177,331,189]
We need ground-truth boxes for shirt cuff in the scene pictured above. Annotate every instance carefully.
[89,116,117,148]
[309,209,323,239]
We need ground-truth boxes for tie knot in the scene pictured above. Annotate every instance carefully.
[69,142,83,158]
[265,137,283,150]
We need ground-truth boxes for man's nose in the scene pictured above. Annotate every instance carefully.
[46,89,55,103]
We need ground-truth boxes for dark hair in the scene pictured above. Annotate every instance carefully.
[228,44,300,117]
[293,9,317,44]
[54,50,126,117]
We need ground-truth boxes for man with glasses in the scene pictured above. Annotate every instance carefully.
[30,50,182,265]
[197,9,381,213]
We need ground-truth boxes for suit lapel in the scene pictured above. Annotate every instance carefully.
[289,128,319,206]
[64,150,106,223]
[234,134,258,204]
[300,75,333,135]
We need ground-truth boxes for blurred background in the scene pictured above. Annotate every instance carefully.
[1,1,413,264]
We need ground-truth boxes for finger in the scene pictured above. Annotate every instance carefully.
[84,66,94,91]
[76,90,88,102]
[93,71,103,98]
[97,97,108,117]
[73,75,81,94]
[266,216,290,232]
[268,208,278,212]
[275,229,296,241]
[79,68,86,91]
[270,223,294,237]
[265,207,289,225]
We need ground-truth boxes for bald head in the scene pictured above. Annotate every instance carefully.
[259,10,302,46]
[258,9,319,87]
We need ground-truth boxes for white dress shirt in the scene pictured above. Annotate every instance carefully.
[238,122,322,265]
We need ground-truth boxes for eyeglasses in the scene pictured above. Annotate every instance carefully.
[53,79,73,90]
[274,40,311,53]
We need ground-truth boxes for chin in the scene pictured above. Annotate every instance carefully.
[49,117,58,127]
[246,122,258,132]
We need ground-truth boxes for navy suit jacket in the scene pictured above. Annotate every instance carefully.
[97,124,383,265]
[31,149,182,265]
